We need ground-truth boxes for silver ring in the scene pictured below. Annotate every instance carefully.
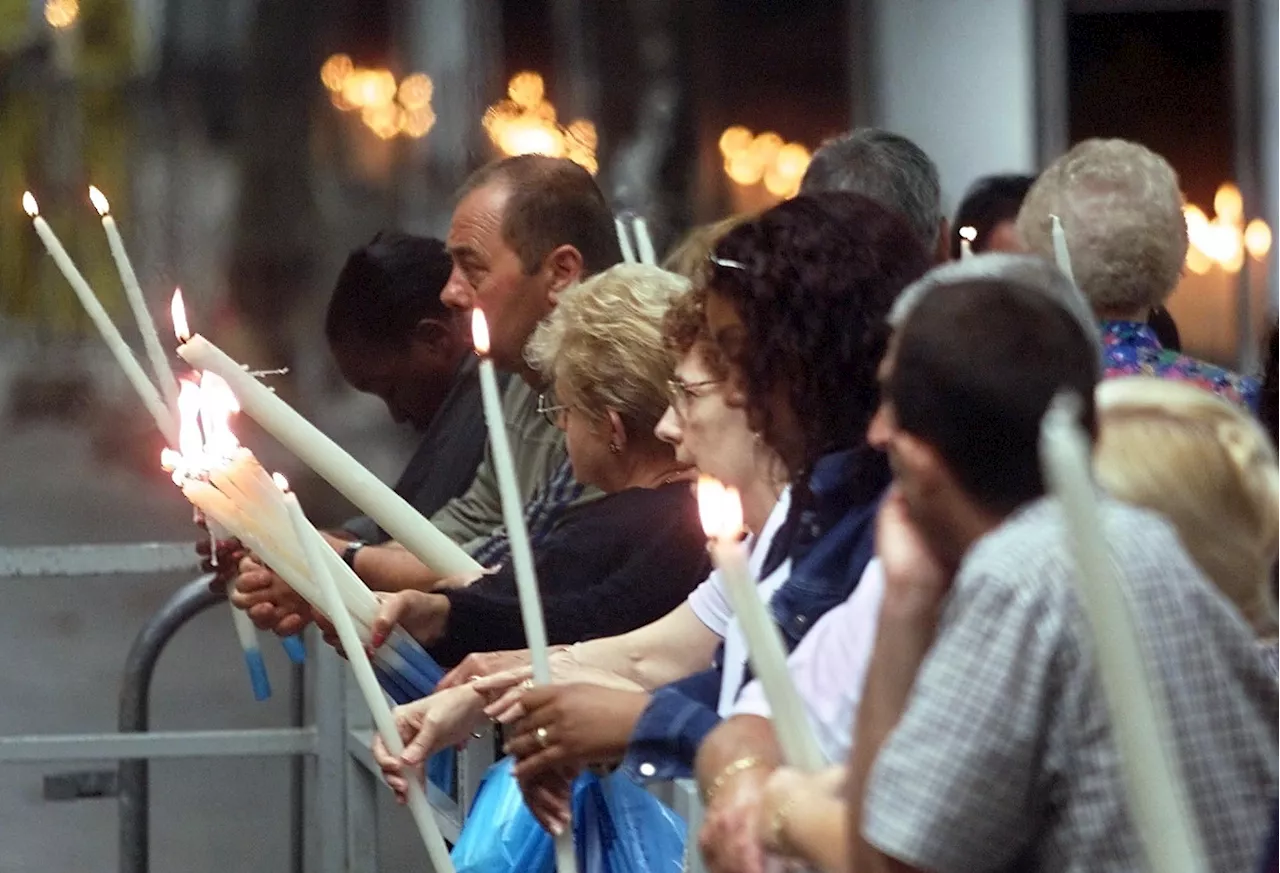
[535,726,550,749]
[520,678,535,692]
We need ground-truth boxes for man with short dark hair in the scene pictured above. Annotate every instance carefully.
[324,232,488,541]
[843,263,1276,873]
[950,173,1036,257]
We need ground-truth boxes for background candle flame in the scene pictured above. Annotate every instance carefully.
[959,225,977,242]
[87,185,110,216]
[171,289,190,342]
[471,309,491,355]
[272,472,290,492]
[22,192,38,217]
[697,476,744,540]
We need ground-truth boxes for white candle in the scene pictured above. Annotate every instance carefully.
[959,225,976,261]
[472,310,578,873]
[1050,214,1076,285]
[697,477,826,771]
[1039,393,1207,873]
[615,216,637,264]
[282,487,456,873]
[631,215,657,266]
[23,192,178,445]
[88,185,180,415]
[176,333,480,578]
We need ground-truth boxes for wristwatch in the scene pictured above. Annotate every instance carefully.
[341,540,367,570]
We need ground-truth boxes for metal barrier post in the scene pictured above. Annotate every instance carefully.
[117,576,224,873]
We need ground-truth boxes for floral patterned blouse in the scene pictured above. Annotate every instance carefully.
[1101,320,1260,410]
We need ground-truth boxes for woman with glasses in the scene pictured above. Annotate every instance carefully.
[336,264,712,671]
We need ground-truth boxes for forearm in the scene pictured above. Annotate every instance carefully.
[575,604,720,690]
[847,601,940,873]
[353,543,446,593]
[695,715,786,801]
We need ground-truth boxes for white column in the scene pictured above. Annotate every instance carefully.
[869,0,1038,214]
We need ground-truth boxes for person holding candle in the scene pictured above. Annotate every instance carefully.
[762,260,1275,873]
[369,267,794,808]
[343,265,710,671]
[950,173,1036,258]
[495,192,928,838]
[1016,138,1260,409]
[230,156,621,634]
[210,233,488,603]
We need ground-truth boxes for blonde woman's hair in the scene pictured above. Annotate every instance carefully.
[1095,377,1279,635]
[1016,138,1188,314]
[525,264,691,441]
[660,214,752,285]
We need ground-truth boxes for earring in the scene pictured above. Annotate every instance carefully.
[609,442,622,454]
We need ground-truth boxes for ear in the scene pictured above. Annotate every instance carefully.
[934,217,952,264]
[543,244,585,306]
[605,409,628,452]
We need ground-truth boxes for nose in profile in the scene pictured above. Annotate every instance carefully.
[654,404,683,447]
[440,266,475,310]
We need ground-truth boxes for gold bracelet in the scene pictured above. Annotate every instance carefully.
[703,755,764,805]
[767,790,804,857]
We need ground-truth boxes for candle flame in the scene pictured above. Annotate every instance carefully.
[22,192,38,217]
[697,476,744,541]
[272,472,290,492]
[471,309,491,356]
[159,448,182,472]
[171,289,190,342]
[87,185,110,216]
[959,225,977,242]
[199,372,242,460]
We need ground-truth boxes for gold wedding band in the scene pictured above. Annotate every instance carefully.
[535,726,550,749]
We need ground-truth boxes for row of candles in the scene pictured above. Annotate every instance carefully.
[21,186,1197,873]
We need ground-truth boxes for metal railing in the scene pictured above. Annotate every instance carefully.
[0,541,706,873]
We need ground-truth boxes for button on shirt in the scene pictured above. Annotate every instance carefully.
[862,498,1278,873]
[1102,319,1260,410]
[620,448,888,782]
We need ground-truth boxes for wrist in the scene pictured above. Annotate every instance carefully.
[702,755,768,805]
[764,787,804,855]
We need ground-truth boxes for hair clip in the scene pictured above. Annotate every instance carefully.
[708,255,748,271]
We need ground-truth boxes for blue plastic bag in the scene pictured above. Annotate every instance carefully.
[451,757,686,873]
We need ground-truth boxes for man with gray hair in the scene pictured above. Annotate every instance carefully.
[801,128,950,263]
[1016,137,1259,409]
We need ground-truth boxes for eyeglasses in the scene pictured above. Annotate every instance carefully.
[536,392,569,426]
[667,377,725,413]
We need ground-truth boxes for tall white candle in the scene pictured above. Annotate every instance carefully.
[631,215,657,266]
[282,488,456,873]
[1039,393,1207,873]
[88,185,180,415]
[176,333,480,577]
[472,310,577,873]
[23,192,178,445]
[615,216,637,264]
[1051,214,1076,285]
[959,225,976,261]
[697,477,825,771]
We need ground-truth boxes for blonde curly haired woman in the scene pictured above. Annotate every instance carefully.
[1094,377,1279,647]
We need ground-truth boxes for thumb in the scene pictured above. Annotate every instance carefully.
[400,720,435,766]
[371,594,404,649]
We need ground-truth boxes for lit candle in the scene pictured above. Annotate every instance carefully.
[473,309,578,872]
[631,215,657,265]
[697,476,825,771]
[614,216,637,264]
[174,317,480,578]
[1050,214,1076,285]
[88,185,180,415]
[281,480,456,873]
[1039,393,1207,873]
[958,225,977,261]
[23,192,178,445]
